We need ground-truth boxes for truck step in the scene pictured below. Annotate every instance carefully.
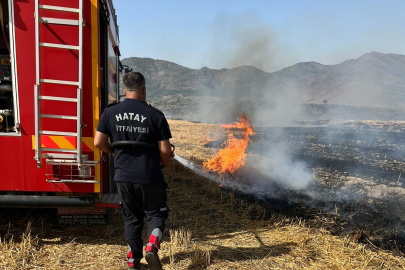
[39,5,80,13]
[40,42,79,50]
[40,114,78,120]
[42,153,89,160]
[39,95,78,102]
[46,179,98,183]
[40,79,79,86]
[40,131,77,136]
[46,159,98,166]
[41,17,79,26]
[41,148,78,153]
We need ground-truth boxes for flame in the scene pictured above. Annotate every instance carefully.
[203,113,254,174]
[206,136,215,142]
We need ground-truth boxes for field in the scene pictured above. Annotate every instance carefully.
[169,119,405,252]
[1,119,405,269]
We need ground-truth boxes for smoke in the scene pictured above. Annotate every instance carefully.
[188,12,405,246]
[173,11,405,251]
[191,11,310,126]
[194,11,313,194]
[206,11,298,73]
[249,143,313,190]
[251,83,307,127]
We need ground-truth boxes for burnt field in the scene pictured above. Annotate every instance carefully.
[1,120,405,269]
[200,124,405,253]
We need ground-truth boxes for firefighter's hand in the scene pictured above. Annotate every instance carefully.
[170,144,175,158]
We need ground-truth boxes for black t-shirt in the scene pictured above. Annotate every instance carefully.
[97,99,172,184]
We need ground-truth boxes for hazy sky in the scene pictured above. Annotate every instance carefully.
[114,0,405,72]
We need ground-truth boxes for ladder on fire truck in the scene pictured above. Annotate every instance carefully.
[33,0,97,182]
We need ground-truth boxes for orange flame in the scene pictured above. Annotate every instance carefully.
[203,114,254,174]
[206,136,215,142]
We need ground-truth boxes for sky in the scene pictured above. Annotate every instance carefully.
[113,0,405,72]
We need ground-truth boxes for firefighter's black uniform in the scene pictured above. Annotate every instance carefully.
[97,98,172,267]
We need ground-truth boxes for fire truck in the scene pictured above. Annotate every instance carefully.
[0,0,126,223]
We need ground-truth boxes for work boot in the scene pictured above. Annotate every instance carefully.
[145,228,163,270]
[127,251,142,270]
[127,263,141,270]
[145,251,162,270]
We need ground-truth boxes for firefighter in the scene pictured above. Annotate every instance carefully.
[94,71,173,270]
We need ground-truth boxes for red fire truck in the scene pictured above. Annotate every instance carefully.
[0,0,125,221]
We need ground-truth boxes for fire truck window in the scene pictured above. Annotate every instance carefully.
[0,0,15,134]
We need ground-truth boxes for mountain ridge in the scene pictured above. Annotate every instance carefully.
[121,52,405,122]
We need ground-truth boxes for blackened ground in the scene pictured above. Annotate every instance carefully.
[204,125,405,253]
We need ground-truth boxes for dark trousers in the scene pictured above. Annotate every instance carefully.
[117,181,168,262]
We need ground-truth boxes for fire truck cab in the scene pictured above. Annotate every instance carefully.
[0,0,123,220]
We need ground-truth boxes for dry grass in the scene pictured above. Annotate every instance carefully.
[168,119,223,163]
[0,119,405,269]
[160,161,405,270]
[0,221,41,269]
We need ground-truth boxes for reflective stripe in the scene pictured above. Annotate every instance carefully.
[145,243,157,253]
[151,228,163,240]
[31,135,93,151]
[147,228,162,251]
[91,0,100,193]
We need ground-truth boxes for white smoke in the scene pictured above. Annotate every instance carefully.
[247,142,314,190]
[252,82,308,127]
[205,11,298,73]
[194,11,314,193]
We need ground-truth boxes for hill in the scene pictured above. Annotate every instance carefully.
[271,52,405,108]
[121,52,405,123]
